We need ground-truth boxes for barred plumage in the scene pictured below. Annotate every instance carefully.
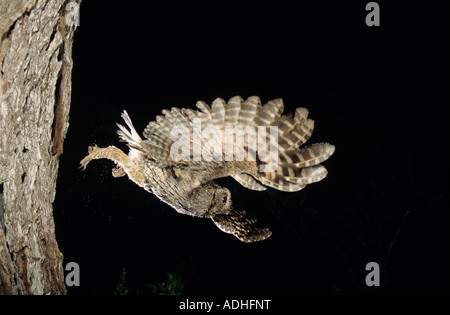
[80,96,334,242]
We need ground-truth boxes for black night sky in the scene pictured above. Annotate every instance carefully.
[53,1,448,295]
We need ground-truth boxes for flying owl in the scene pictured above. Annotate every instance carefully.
[80,96,335,242]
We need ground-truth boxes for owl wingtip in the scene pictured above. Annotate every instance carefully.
[237,228,272,243]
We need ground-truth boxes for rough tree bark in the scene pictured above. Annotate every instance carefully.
[0,0,80,294]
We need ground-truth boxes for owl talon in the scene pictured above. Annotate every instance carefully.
[112,166,126,178]
[79,155,91,171]
[87,144,98,154]
[80,145,97,170]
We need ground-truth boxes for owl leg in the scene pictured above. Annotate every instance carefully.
[80,145,130,171]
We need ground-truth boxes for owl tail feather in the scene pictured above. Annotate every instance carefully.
[117,110,143,150]
[250,142,335,192]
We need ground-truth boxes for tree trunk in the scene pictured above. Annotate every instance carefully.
[0,0,80,294]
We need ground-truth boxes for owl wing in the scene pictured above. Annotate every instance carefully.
[211,209,272,243]
[131,96,334,190]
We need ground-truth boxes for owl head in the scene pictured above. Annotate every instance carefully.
[187,182,232,217]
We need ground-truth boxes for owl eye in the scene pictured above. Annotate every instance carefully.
[222,196,228,204]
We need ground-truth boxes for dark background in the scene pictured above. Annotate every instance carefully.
[53,1,449,295]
